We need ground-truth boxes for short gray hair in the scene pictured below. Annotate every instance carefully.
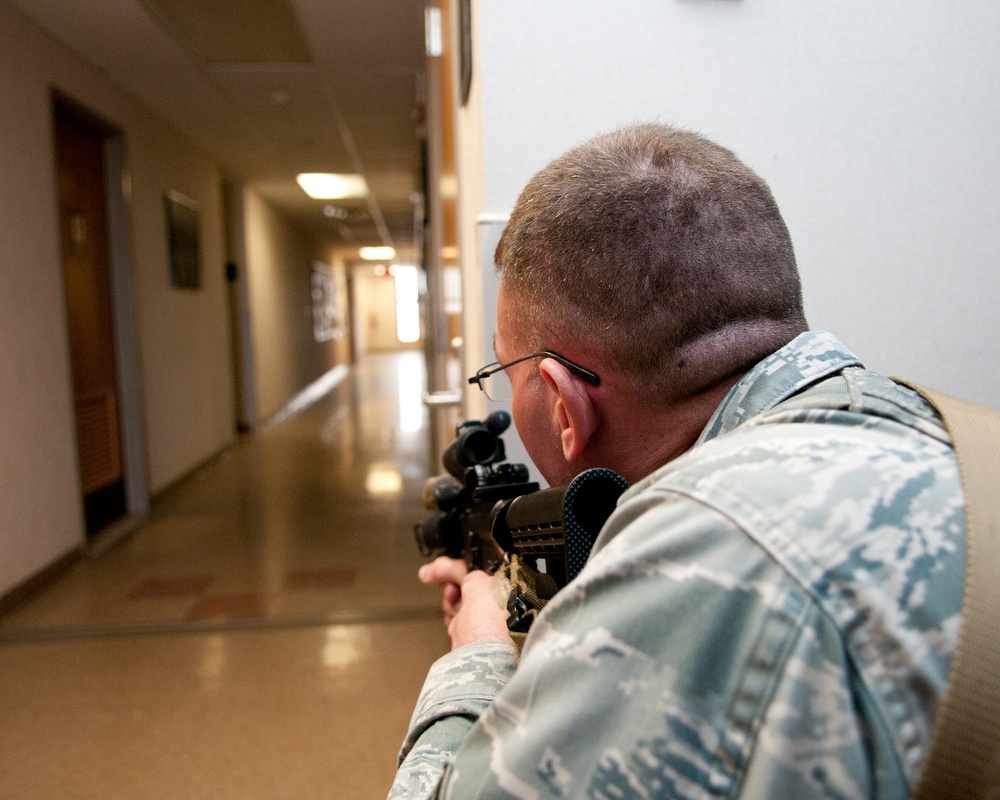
[496,122,807,405]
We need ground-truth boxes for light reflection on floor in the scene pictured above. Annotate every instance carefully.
[0,351,451,799]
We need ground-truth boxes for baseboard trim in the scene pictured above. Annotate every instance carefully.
[0,546,82,618]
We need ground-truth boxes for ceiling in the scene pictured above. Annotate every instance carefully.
[10,0,430,251]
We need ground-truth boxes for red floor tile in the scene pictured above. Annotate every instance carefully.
[129,575,214,600]
[186,593,270,621]
[283,568,356,590]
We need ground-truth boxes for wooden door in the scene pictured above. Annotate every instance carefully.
[54,103,126,534]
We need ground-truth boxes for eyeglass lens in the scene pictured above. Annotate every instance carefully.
[481,369,513,401]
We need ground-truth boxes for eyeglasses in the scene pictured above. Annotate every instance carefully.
[468,350,600,401]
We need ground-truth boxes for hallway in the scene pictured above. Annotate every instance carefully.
[0,351,451,799]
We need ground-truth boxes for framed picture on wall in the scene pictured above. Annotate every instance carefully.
[312,261,345,342]
[164,190,201,289]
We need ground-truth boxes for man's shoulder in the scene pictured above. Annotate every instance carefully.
[660,374,954,494]
[620,364,965,674]
[615,363,964,633]
[755,367,952,440]
[675,366,955,486]
[595,368,966,792]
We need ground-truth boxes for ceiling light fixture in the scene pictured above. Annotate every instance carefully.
[425,7,442,57]
[359,246,396,261]
[296,173,368,199]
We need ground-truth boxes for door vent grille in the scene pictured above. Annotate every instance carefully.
[76,389,121,494]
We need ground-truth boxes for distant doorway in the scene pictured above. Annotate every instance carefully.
[53,100,127,536]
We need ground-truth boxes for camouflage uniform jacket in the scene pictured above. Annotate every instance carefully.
[390,330,964,799]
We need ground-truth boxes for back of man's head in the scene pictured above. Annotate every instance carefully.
[496,122,808,407]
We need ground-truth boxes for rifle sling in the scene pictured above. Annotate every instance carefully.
[894,379,1000,799]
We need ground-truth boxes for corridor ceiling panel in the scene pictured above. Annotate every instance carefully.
[9,0,429,249]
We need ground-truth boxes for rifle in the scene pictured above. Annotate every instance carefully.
[415,411,629,624]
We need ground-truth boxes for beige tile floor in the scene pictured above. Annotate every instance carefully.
[0,351,452,799]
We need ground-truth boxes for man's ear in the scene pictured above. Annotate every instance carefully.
[538,358,599,462]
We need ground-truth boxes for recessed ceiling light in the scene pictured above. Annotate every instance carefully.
[359,246,396,260]
[296,173,368,199]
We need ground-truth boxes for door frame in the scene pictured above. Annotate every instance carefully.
[52,93,149,548]
[103,134,150,524]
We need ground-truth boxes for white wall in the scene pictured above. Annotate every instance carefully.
[0,7,83,594]
[242,190,351,423]
[128,133,234,493]
[0,3,236,596]
[352,266,421,355]
[475,1,1000,408]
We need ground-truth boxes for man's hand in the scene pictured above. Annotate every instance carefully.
[418,557,512,650]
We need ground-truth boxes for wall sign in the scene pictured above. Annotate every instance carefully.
[312,261,345,342]
[164,190,201,290]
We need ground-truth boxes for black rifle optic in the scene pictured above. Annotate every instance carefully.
[415,410,629,589]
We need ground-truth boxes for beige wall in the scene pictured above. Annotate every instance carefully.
[243,189,350,423]
[130,135,234,493]
[0,6,83,595]
[476,1,1000,409]
[0,4,236,595]
[350,266,422,355]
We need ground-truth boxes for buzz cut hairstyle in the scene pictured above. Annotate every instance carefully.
[495,122,808,406]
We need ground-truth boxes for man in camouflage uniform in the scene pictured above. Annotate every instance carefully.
[389,124,962,799]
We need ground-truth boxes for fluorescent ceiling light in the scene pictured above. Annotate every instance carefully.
[425,7,442,57]
[359,246,396,261]
[296,173,368,199]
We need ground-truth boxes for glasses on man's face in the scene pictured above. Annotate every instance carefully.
[468,350,601,401]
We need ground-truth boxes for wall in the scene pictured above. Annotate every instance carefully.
[474,1,1000,408]
[128,131,233,493]
[0,6,82,595]
[0,4,235,596]
[351,266,419,355]
[242,188,350,423]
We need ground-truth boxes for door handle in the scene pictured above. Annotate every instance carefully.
[422,390,463,407]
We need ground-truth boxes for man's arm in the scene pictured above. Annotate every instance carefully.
[391,493,878,799]
[389,558,517,799]
[390,640,518,798]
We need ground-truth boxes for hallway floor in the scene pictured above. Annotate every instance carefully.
[0,351,452,799]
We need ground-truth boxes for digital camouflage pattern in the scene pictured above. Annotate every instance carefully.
[390,331,964,799]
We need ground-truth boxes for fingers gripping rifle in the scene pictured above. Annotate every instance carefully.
[415,411,629,632]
